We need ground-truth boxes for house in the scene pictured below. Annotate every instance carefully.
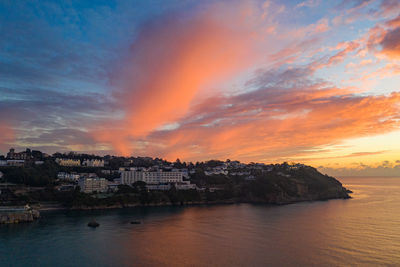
[6,160,25,167]
[55,158,81,166]
[83,159,104,167]
[6,148,31,160]
[78,177,107,193]
[57,172,80,181]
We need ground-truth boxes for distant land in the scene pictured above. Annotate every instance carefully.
[317,166,400,178]
[0,148,350,213]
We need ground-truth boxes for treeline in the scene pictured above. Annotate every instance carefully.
[0,161,58,186]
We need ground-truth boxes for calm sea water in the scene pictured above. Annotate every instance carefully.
[1,177,400,266]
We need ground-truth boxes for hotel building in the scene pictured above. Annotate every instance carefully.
[120,170,183,185]
[78,177,108,193]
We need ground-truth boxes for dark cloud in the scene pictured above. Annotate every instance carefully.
[22,128,94,146]
[0,86,117,154]
[380,27,400,58]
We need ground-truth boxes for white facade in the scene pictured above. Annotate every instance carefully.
[57,172,80,181]
[176,181,196,190]
[121,170,183,185]
[6,160,25,166]
[204,168,228,176]
[78,177,107,193]
[146,182,196,191]
[120,170,197,190]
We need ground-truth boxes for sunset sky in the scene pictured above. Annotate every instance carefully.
[1,0,399,176]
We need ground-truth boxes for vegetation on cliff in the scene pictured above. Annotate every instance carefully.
[2,163,349,208]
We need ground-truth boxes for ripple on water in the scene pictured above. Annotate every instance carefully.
[1,177,400,266]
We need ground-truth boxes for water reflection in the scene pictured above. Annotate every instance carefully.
[1,177,400,266]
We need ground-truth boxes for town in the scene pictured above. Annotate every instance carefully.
[0,147,348,210]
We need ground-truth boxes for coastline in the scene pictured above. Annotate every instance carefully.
[34,194,351,212]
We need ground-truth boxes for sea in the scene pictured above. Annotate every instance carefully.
[1,177,400,266]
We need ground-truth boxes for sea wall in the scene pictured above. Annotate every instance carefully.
[0,210,40,224]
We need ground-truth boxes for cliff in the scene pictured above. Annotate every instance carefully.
[241,166,350,204]
[3,164,350,210]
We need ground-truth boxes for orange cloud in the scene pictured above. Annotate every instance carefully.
[90,3,400,162]
[364,15,400,59]
[319,159,400,177]
[127,75,400,162]
[386,15,400,28]
[93,3,268,155]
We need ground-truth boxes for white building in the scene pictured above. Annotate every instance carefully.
[78,177,107,193]
[120,170,197,190]
[57,172,80,181]
[176,181,196,190]
[204,167,228,176]
[6,160,25,166]
[0,160,7,166]
[83,159,104,167]
[56,158,81,166]
[120,170,183,185]
[107,182,120,192]
[146,181,196,191]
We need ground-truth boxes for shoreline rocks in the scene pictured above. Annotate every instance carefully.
[0,209,40,224]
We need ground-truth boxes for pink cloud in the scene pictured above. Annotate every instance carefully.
[89,2,400,162]
[380,27,400,59]
[377,0,400,18]
[362,15,400,59]
[92,2,280,155]
[123,68,400,162]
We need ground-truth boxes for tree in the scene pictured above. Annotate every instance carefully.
[174,158,183,168]
[132,181,147,192]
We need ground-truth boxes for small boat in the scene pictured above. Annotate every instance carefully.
[130,220,141,224]
[88,220,100,228]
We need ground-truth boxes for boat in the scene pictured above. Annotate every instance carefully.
[130,220,141,224]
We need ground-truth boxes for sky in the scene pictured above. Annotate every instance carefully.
[0,0,399,176]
